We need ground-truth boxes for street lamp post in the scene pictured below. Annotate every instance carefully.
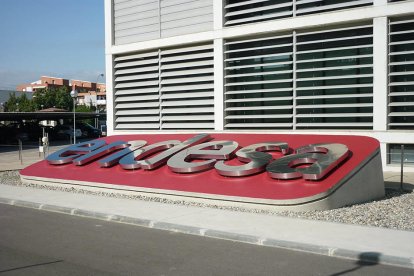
[70,89,78,144]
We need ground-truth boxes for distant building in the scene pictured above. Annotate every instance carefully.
[77,91,107,111]
[16,76,106,110]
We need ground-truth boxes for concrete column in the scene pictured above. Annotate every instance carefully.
[104,0,114,135]
[214,38,224,131]
[213,0,223,30]
[373,17,388,131]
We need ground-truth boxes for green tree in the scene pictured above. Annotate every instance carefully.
[4,93,36,112]
[75,105,96,113]
[33,86,72,111]
[75,104,96,125]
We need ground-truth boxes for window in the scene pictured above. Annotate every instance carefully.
[388,17,414,129]
[388,144,414,165]
[224,0,373,27]
[224,23,373,130]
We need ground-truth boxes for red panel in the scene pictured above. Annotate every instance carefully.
[20,134,379,200]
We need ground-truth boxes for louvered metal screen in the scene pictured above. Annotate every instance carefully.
[160,44,215,129]
[113,0,213,45]
[114,50,161,129]
[114,44,214,130]
[296,24,373,129]
[224,0,373,27]
[224,34,294,129]
[388,18,414,129]
[224,24,373,130]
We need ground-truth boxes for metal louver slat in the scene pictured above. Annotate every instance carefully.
[115,94,160,102]
[116,109,159,115]
[388,18,414,130]
[161,122,215,129]
[114,57,159,68]
[224,0,270,9]
[115,66,159,75]
[161,91,213,99]
[296,113,373,118]
[115,87,159,96]
[225,114,293,119]
[296,122,373,127]
[116,116,159,122]
[225,123,293,128]
[161,107,214,114]
[162,115,214,121]
[116,123,160,129]
[296,103,373,109]
[161,99,214,107]
[225,2,293,17]
[225,96,293,103]
[115,72,159,82]
[225,106,293,111]
[225,11,292,26]
[296,0,373,15]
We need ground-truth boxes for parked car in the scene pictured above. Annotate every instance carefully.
[77,122,101,138]
[4,123,30,142]
[51,124,82,140]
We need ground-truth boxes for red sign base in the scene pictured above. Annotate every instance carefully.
[20,134,385,211]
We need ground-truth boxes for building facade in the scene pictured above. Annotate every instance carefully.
[104,0,414,172]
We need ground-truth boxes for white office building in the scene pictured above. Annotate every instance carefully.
[104,0,414,172]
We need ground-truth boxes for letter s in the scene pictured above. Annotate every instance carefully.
[215,142,289,177]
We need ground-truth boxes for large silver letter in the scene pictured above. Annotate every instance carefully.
[98,140,147,167]
[119,140,181,170]
[215,142,289,177]
[266,143,350,180]
[168,141,238,173]
[47,139,106,165]
[119,133,211,170]
[73,141,130,166]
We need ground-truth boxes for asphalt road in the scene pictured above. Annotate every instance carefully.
[0,204,412,276]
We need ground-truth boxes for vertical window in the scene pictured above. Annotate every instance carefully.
[224,23,373,130]
[296,24,373,129]
[224,34,294,129]
[224,0,373,27]
[388,144,414,165]
[388,17,414,129]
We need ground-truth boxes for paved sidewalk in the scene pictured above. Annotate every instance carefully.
[0,184,413,269]
[0,145,67,171]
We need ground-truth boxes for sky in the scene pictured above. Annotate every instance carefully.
[0,0,105,90]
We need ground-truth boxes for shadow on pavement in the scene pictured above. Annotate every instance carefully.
[0,260,64,273]
[330,252,381,276]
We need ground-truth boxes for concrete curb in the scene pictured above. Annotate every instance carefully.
[0,197,413,269]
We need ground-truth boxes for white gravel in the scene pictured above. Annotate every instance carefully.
[1,170,413,232]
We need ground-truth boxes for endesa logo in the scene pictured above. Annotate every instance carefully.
[20,133,384,210]
[46,133,350,181]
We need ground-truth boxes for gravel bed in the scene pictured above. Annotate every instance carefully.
[1,170,413,231]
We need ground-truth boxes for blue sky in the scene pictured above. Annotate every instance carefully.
[0,0,105,90]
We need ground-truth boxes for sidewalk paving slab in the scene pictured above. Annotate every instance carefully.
[0,183,413,269]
